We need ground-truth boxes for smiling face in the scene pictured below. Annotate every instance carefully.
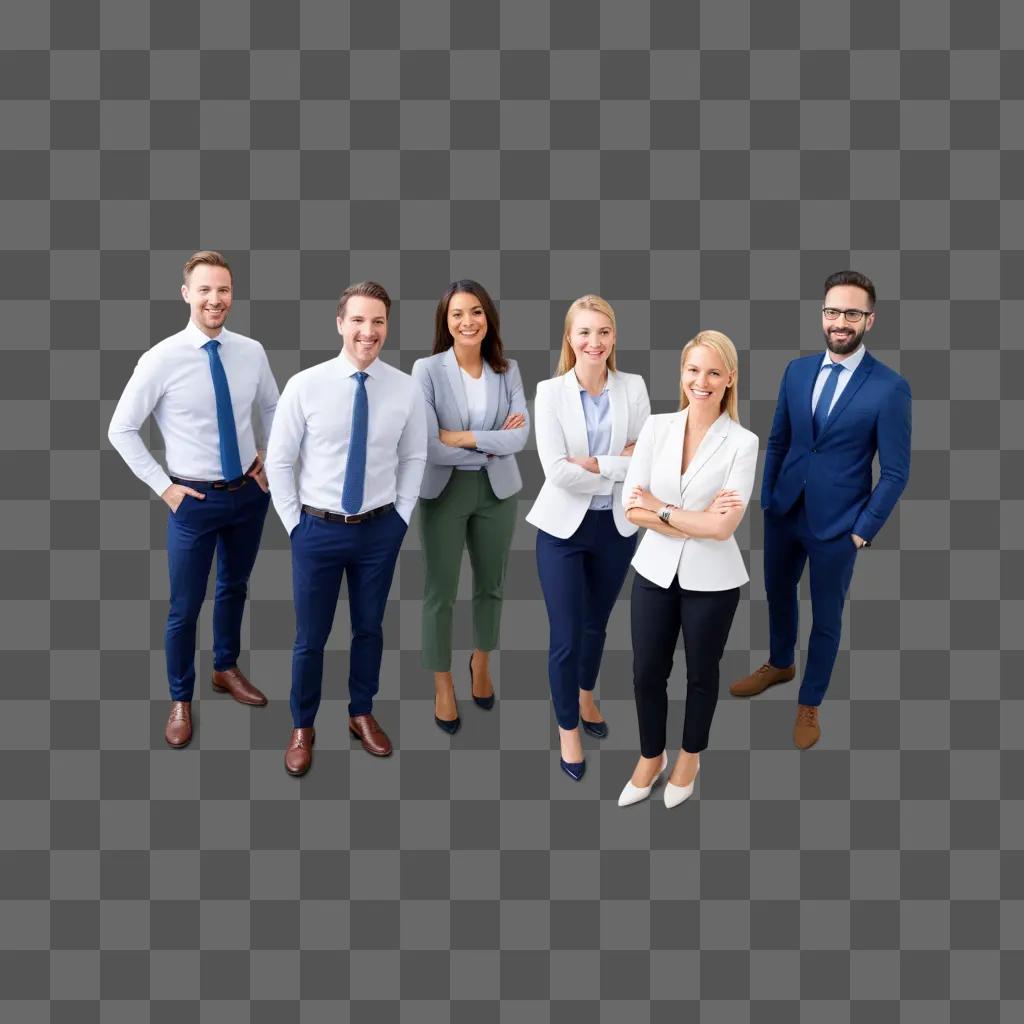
[337,295,388,370]
[182,264,233,337]
[567,309,616,370]
[681,343,734,412]
[822,284,875,358]
[447,291,488,349]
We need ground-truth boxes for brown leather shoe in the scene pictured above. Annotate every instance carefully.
[729,662,796,697]
[285,728,315,776]
[165,701,192,748]
[212,666,268,706]
[349,713,392,757]
[794,704,821,749]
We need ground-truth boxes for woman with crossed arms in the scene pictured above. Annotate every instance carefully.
[619,330,758,807]
[412,280,529,733]
[526,295,650,781]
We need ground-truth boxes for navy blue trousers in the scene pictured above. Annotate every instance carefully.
[165,481,270,701]
[536,510,637,730]
[289,507,407,727]
[765,498,859,707]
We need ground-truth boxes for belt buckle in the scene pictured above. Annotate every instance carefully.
[342,512,364,524]
[227,477,247,492]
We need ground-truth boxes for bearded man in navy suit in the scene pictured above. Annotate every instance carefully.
[730,271,912,749]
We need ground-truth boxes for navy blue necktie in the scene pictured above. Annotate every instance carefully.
[342,372,369,514]
[812,362,843,439]
[203,340,243,480]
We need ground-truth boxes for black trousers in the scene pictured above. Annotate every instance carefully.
[630,573,740,758]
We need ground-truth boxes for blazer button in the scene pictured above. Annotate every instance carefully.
[810,448,816,453]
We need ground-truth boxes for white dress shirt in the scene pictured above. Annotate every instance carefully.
[265,351,428,535]
[107,320,280,496]
[811,344,866,417]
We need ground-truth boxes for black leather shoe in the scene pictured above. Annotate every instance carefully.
[580,717,608,739]
[435,714,461,735]
[560,757,586,782]
[470,653,495,710]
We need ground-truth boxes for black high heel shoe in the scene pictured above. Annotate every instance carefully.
[470,653,495,710]
[435,713,460,735]
[434,678,460,734]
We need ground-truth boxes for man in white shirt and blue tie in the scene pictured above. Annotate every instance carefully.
[108,251,280,747]
[266,281,428,775]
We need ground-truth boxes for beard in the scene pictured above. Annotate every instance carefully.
[824,322,865,356]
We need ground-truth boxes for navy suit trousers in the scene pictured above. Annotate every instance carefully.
[165,481,270,701]
[535,510,636,730]
[289,507,407,727]
[765,498,859,706]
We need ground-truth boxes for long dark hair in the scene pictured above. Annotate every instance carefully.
[431,279,508,373]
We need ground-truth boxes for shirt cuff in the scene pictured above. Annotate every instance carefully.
[147,470,173,497]
[395,498,415,524]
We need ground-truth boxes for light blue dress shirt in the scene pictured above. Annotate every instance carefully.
[811,344,866,418]
[578,378,613,511]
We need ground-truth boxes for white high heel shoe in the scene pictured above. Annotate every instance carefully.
[617,752,668,807]
[663,757,700,808]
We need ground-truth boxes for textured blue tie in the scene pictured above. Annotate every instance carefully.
[202,340,243,480]
[812,362,844,439]
[342,371,369,514]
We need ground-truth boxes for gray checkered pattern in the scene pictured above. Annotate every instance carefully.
[1,0,1021,1020]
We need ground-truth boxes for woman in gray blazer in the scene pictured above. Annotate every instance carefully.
[411,280,530,733]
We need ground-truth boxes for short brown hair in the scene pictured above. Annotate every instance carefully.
[337,281,392,319]
[824,270,876,307]
[183,250,232,283]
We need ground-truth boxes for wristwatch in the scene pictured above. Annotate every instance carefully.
[659,505,676,523]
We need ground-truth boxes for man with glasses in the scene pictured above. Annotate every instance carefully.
[729,271,912,749]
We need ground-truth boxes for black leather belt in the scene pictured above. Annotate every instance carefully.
[302,503,395,524]
[171,474,249,492]
[170,458,259,492]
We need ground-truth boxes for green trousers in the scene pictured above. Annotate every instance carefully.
[419,470,518,671]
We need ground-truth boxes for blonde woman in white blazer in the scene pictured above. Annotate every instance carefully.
[526,295,650,781]
[618,330,758,808]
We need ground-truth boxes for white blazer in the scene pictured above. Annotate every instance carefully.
[623,409,759,590]
[526,368,651,539]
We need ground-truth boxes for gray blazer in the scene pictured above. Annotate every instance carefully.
[411,348,530,500]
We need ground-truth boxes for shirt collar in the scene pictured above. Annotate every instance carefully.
[337,350,378,378]
[185,320,224,349]
[573,370,609,396]
[820,344,866,374]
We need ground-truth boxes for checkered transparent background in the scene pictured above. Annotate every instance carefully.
[1,1,1023,1021]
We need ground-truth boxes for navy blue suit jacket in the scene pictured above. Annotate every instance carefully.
[760,351,912,542]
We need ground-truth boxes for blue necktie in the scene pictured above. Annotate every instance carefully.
[812,362,843,439]
[203,340,243,480]
[342,371,369,514]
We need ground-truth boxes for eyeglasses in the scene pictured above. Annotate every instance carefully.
[822,307,872,323]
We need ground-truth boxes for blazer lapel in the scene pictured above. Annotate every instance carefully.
[483,361,501,428]
[652,410,687,501]
[679,412,729,496]
[561,370,591,455]
[442,348,470,429]
[606,370,627,456]
[795,356,820,443]
[816,352,876,442]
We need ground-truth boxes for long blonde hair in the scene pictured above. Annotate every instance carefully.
[678,330,739,421]
[555,295,618,376]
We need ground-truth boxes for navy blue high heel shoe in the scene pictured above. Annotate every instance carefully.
[580,717,608,739]
[560,758,586,782]
[470,653,495,710]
